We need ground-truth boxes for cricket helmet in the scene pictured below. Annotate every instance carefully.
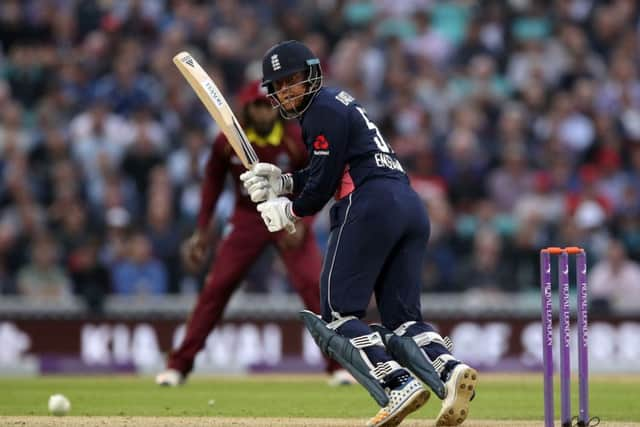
[261,40,322,119]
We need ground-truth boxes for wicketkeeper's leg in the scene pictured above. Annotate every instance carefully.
[167,221,269,376]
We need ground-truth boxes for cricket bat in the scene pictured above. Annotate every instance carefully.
[173,51,295,232]
[173,51,259,169]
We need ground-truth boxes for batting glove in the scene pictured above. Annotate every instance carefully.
[257,197,298,233]
[240,163,294,203]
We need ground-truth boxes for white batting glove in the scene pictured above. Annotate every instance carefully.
[257,197,298,232]
[240,163,294,203]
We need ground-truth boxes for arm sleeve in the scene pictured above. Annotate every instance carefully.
[292,168,311,193]
[291,106,349,217]
[284,123,311,194]
[196,134,229,231]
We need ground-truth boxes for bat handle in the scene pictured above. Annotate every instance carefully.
[266,187,296,234]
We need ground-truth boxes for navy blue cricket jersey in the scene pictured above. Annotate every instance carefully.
[291,87,409,217]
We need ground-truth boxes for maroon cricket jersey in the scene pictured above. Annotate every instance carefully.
[197,121,308,230]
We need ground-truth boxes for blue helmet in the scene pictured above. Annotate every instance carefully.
[261,40,322,119]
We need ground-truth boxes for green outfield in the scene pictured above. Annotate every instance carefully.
[1,373,639,426]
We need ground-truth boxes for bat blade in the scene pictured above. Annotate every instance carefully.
[173,51,258,169]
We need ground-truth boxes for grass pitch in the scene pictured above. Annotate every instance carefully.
[0,373,639,426]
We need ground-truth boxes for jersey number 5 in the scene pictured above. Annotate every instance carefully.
[356,107,393,154]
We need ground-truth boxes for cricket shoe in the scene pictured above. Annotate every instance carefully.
[366,375,430,427]
[155,369,185,387]
[435,363,478,426]
[327,369,358,386]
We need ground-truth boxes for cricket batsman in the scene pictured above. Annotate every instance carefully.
[241,41,478,426]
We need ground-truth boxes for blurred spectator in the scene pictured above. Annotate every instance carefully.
[589,238,640,313]
[167,127,209,188]
[128,100,168,151]
[92,48,160,116]
[448,53,510,107]
[404,9,453,66]
[55,199,92,254]
[568,165,612,231]
[420,195,457,293]
[67,236,110,314]
[507,33,564,92]
[596,52,640,116]
[0,101,32,156]
[46,160,86,225]
[95,173,139,222]
[69,95,135,205]
[0,0,26,55]
[453,227,512,292]
[111,230,167,296]
[16,232,72,302]
[28,126,71,201]
[99,206,131,267]
[145,174,182,293]
[595,147,627,213]
[439,127,488,210]
[513,171,566,227]
[120,128,164,202]
[487,143,535,213]
[0,222,17,294]
[453,17,495,68]
[3,44,49,108]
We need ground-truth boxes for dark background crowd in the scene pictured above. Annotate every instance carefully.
[1,0,640,313]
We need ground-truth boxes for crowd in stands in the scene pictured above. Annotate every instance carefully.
[1,0,640,312]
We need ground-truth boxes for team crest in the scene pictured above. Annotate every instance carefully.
[271,54,281,71]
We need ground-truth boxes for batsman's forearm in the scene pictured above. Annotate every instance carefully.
[292,168,311,193]
[291,188,334,217]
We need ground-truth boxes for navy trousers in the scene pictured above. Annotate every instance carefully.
[320,178,430,330]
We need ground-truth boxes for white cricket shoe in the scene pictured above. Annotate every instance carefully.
[155,369,184,387]
[366,376,430,427]
[327,369,357,386]
[435,363,478,426]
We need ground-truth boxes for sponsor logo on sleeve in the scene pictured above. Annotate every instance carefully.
[312,134,330,155]
[335,91,354,106]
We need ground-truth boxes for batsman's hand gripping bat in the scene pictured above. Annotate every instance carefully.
[173,51,295,233]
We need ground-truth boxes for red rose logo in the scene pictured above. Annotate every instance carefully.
[313,135,329,150]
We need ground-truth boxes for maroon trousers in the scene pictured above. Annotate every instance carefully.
[168,208,339,375]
